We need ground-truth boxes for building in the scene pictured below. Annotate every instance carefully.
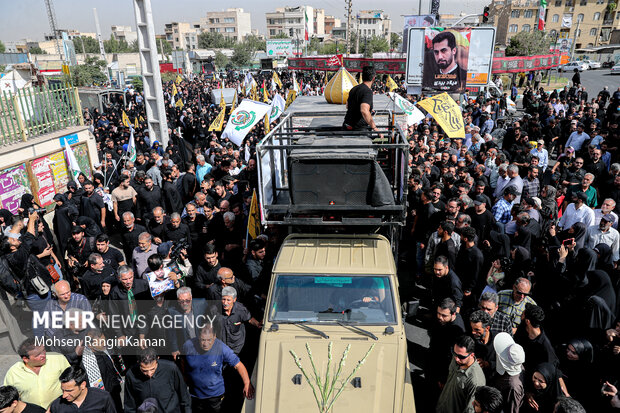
[314,9,326,35]
[266,6,315,41]
[111,25,138,44]
[164,22,199,50]
[356,10,391,40]
[324,15,342,34]
[44,29,96,41]
[491,0,620,49]
[199,8,252,41]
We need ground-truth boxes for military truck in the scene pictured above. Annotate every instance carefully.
[243,98,415,412]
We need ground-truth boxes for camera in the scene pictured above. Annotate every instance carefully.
[28,207,46,216]
[169,238,190,260]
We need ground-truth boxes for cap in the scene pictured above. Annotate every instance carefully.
[93,161,102,168]
[504,186,520,196]
[473,195,486,206]
[601,213,615,223]
[71,226,84,234]
[531,197,542,210]
[524,197,537,207]
[494,332,525,376]
[157,241,173,257]
[566,146,575,153]
[537,139,545,146]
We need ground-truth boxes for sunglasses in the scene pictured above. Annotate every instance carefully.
[452,349,472,360]
[514,290,530,297]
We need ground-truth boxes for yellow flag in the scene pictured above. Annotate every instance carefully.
[242,84,246,96]
[417,93,465,139]
[264,113,270,134]
[285,89,296,110]
[175,74,182,84]
[358,72,363,84]
[172,83,178,96]
[272,72,282,89]
[139,115,145,122]
[229,91,237,114]
[247,189,261,239]
[175,98,184,109]
[121,111,130,127]
[386,75,398,92]
[263,86,269,103]
[219,91,226,110]
[208,109,226,131]
[134,118,139,129]
[250,84,258,101]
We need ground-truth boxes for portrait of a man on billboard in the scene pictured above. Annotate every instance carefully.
[422,28,471,92]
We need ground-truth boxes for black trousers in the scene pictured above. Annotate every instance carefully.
[191,395,224,413]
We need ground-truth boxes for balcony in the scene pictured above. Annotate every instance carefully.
[603,18,613,25]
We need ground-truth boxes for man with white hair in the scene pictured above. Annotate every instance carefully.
[43,280,91,338]
[132,232,158,278]
[218,286,262,355]
[196,154,212,186]
[504,164,524,203]
[168,287,208,359]
[594,198,619,229]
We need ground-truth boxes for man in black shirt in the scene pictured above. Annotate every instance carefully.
[0,385,46,413]
[120,212,147,262]
[49,366,116,413]
[95,234,125,273]
[343,66,381,134]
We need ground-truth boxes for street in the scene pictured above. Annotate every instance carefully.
[555,66,619,95]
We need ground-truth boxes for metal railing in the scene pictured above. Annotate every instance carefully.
[0,83,83,146]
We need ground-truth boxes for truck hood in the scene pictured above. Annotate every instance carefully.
[251,327,406,412]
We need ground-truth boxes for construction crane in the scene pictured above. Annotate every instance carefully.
[43,0,63,57]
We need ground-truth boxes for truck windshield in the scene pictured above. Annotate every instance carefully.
[269,275,396,324]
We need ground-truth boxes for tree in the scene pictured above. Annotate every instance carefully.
[198,32,235,49]
[273,32,289,39]
[214,51,229,70]
[243,34,266,52]
[0,40,5,53]
[131,76,143,92]
[231,43,252,67]
[157,40,172,56]
[505,31,550,56]
[361,35,389,58]
[390,33,401,51]
[69,56,107,86]
[103,35,132,53]
[73,36,100,54]
[28,46,47,54]
[130,40,139,53]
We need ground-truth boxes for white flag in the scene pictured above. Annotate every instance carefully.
[64,140,83,188]
[127,127,137,162]
[222,99,272,147]
[269,93,286,123]
[244,73,257,90]
[293,72,300,94]
[389,92,425,126]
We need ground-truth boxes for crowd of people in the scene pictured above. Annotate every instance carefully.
[0,64,617,413]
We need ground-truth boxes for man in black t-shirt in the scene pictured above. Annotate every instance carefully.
[343,66,381,134]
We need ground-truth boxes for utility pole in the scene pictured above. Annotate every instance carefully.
[570,18,580,61]
[345,0,352,56]
[356,16,360,54]
[93,8,110,84]
[43,0,63,58]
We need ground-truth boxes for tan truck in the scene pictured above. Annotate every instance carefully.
[242,233,415,413]
[244,101,414,412]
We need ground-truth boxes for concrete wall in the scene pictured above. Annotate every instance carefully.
[0,126,97,172]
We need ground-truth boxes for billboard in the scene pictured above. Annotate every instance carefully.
[406,27,495,90]
[266,40,294,57]
[402,15,436,52]
[467,28,495,85]
[422,28,471,93]
[552,38,573,55]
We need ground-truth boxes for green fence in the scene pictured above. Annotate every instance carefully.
[0,83,83,146]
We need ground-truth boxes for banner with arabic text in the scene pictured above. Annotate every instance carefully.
[418,93,465,138]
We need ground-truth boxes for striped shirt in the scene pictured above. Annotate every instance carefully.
[497,289,537,329]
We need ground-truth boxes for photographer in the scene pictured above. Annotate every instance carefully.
[157,241,193,284]
[66,226,96,290]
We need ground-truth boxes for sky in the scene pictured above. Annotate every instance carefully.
[0,0,488,43]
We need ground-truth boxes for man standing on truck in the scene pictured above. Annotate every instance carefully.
[343,66,382,135]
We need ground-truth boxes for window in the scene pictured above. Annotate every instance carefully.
[596,0,604,3]
[577,13,584,22]
[511,10,520,17]
[593,12,601,20]
[552,14,560,22]
[524,10,533,18]
[269,29,276,35]
[522,24,531,32]
[579,0,586,5]
[555,0,562,5]
[590,28,597,35]
[225,27,235,33]
[509,24,519,32]
[174,29,178,33]
[224,17,235,23]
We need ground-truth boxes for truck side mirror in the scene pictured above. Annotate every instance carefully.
[401,300,419,323]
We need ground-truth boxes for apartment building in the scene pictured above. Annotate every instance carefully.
[324,15,342,34]
[111,25,138,44]
[491,0,619,48]
[199,8,252,41]
[356,10,391,40]
[266,6,315,40]
[164,22,199,50]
